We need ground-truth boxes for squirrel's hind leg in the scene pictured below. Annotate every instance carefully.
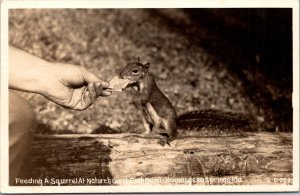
[142,116,153,134]
[142,106,154,134]
[161,118,177,138]
[157,119,177,147]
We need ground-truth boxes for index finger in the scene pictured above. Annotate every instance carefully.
[80,67,109,88]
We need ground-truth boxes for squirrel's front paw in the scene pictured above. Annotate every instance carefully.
[157,137,171,147]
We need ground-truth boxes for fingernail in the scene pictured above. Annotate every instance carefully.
[102,81,109,88]
[96,81,102,88]
[102,90,112,96]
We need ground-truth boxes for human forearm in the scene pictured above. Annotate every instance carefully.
[9,46,50,95]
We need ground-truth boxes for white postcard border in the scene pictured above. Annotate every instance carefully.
[1,0,299,193]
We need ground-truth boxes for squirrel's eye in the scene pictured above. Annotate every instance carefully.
[132,69,139,74]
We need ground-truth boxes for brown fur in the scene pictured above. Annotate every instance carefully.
[120,62,177,142]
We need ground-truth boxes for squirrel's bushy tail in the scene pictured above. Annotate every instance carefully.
[176,109,254,134]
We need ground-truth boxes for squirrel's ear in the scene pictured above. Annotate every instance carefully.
[143,63,150,70]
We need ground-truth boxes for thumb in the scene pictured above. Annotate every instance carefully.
[80,67,109,88]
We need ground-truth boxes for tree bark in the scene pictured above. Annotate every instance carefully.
[19,132,293,186]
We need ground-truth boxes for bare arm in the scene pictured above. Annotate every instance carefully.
[9,46,111,110]
[9,46,51,94]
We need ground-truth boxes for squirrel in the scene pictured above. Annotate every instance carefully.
[119,59,253,146]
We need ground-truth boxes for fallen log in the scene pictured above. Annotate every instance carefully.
[18,132,293,186]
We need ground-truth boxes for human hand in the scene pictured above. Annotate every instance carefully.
[41,63,111,110]
[9,46,111,110]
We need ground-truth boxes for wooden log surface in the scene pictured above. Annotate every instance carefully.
[19,132,293,186]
